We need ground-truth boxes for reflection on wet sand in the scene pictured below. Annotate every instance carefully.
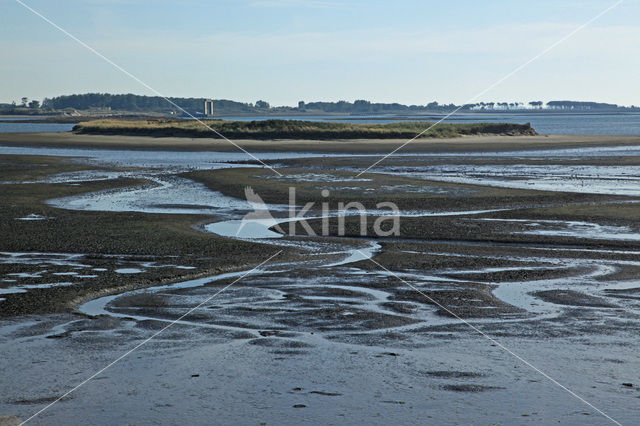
[2,141,640,424]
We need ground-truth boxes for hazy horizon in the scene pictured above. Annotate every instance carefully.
[2,0,639,107]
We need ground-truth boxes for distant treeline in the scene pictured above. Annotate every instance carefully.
[38,93,638,115]
[297,100,458,114]
[41,93,458,114]
[73,119,538,139]
[546,101,620,109]
[41,94,254,113]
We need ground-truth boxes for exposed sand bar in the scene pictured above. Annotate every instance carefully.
[1,132,640,154]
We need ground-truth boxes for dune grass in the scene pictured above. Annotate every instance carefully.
[74,119,537,139]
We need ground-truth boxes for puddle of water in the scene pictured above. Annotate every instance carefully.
[16,214,52,221]
[205,219,283,239]
[603,281,640,291]
[379,184,475,195]
[0,252,89,268]
[324,242,380,268]
[79,269,258,317]
[0,282,75,295]
[265,173,372,183]
[480,218,640,241]
[115,268,144,274]
[390,164,640,196]
[7,272,44,278]
[206,208,506,241]
[79,235,380,322]
[48,176,261,216]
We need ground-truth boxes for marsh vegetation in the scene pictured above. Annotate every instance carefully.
[73,119,537,139]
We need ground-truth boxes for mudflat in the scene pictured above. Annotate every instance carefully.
[1,133,640,424]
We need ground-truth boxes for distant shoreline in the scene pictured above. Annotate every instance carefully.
[3,110,640,125]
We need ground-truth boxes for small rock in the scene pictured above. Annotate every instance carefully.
[376,352,399,357]
[293,404,306,408]
[259,330,281,337]
[622,383,633,388]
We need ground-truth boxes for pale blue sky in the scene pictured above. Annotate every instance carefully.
[1,0,638,106]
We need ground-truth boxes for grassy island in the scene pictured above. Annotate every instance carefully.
[73,119,537,140]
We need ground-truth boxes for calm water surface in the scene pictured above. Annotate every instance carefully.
[215,112,640,135]
[2,113,640,135]
[0,121,75,132]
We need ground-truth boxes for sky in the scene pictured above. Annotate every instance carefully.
[1,0,639,106]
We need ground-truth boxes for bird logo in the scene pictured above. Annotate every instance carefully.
[236,186,283,237]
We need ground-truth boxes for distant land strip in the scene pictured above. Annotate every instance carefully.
[73,119,538,140]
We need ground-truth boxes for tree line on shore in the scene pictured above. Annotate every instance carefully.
[2,93,637,115]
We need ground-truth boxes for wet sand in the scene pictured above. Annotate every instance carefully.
[0,155,297,317]
[2,131,640,153]
[1,134,640,424]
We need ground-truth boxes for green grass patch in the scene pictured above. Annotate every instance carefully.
[74,119,537,140]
